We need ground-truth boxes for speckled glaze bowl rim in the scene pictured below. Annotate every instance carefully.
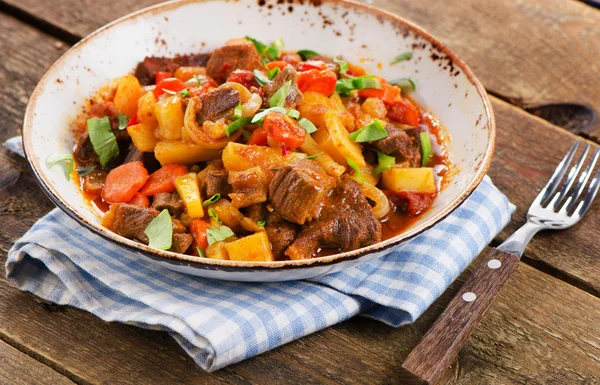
[22,0,495,271]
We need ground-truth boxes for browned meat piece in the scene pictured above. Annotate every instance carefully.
[123,142,143,163]
[309,55,340,77]
[151,192,185,216]
[122,143,161,172]
[134,53,211,85]
[196,85,241,124]
[244,204,267,223]
[286,177,382,260]
[206,42,263,83]
[172,218,187,233]
[200,168,231,198]
[265,212,298,260]
[263,65,303,109]
[170,233,194,254]
[269,160,336,225]
[371,125,421,167]
[111,204,159,244]
[228,167,269,208]
[73,131,97,164]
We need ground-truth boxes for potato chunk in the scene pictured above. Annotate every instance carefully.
[381,167,436,194]
[225,232,274,262]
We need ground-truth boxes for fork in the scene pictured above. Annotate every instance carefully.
[399,140,600,385]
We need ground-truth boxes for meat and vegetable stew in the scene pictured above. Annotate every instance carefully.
[50,37,451,262]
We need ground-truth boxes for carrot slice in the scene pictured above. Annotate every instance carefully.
[247,127,268,146]
[101,161,149,204]
[127,192,150,207]
[190,219,212,251]
[139,164,189,196]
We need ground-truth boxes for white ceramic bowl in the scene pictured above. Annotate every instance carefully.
[23,0,495,282]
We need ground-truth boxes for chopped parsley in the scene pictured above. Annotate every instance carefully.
[373,151,396,176]
[117,113,129,130]
[349,120,388,142]
[420,132,434,166]
[196,246,206,258]
[306,152,323,160]
[245,36,280,61]
[257,220,266,227]
[202,193,221,207]
[346,157,364,184]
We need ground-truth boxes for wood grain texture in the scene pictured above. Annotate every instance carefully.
[401,249,521,385]
[3,0,600,138]
[0,339,75,385]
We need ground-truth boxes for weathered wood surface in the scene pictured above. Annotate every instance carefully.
[3,0,600,139]
[0,339,76,385]
[0,2,600,385]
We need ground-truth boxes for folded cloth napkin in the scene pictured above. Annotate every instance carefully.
[6,172,512,371]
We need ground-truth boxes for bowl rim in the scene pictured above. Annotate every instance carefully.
[22,0,496,271]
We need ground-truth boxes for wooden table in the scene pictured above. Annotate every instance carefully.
[1,1,599,384]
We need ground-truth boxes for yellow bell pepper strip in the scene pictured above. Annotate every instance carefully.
[174,172,204,218]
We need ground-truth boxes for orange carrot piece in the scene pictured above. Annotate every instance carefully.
[101,161,149,204]
[139,164,189,196]
[190,219,211,251]
[128,192,150,207]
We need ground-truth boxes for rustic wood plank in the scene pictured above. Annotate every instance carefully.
[0,339,76,385]
[3,0,600,139]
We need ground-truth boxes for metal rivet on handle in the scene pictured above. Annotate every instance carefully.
[487,259,502,269]
[462,292,477,302]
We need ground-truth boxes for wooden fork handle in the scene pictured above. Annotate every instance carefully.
[399,248,520,385]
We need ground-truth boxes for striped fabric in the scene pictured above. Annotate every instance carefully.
[6,176,513,371]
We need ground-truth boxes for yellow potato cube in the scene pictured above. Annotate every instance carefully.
[206,242,230,260]
[114,75,142,118]
[155,95,184,140]
[137,91,158,124]
[381,167,437,194]
[225,232,274,262]
[154,141,222,166]
[222,142,289,171]
[127,121,158,152]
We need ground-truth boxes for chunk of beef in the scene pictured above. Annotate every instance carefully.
[263,65,303,109]
[151,192,185,216]
[244,204,267,223]
[269,160,336,225]
[228,167,269,208]
[286,177,382,260]
[265,212,298,259]
[122,143,161,172]
[111,204,159,244]
[196,85,241,124]
[172,218,187,233]
[134,53,211,85]
[371,125,421,167]
[206,42,263,83]
[170,233,194,254]
[73,131,97,164]
[200,168,231,198]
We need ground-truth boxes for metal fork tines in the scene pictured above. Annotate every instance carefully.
[499,140,600,256]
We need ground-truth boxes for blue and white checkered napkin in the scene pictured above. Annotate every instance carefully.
[6,170,512,371]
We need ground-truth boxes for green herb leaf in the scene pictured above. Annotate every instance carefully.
[373,151,396,176]
[233,104,243,120]
[349,120,388,142]
[334,58,351,77]
[251,106,288,124]
[420,132,434,166]
[257,220,266,227]
[226,117,253,136]
[245,36,279,61]
[390,51,413,65]
[46,153,74,180]
[206,225,236,246]
[346,157,364,184]
[269,80,292,108]
[267,66,280,80]
[144,209,173,250]
[241,128,251,141]
[208,208,220,223]
[194,75,202,88]
[202,193,221,207]
[253,69,270,86]
[389,78,416,93]
[298,118,317,134]
[76,165,96,177]
[86,116,119,167]
[117,113,129,130]
[335,76,382,97]
[196,246,206,258]
[297,49,320,60]
[306,152,323,160]
[271,38,285,50]
[179,90,191,98]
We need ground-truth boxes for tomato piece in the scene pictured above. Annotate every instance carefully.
[247,127,268,146]
[101,161,149,204]
[387,192,434,216]
[266,61,288,71]
[139,164,189,196]
[263,112,305,149]
[281,53,302,66]
[155,71,173,84]
[190,219,211,251]
[382,84,402,104]
[296,69,337,96]
[189,79,218,97]
[226,70,259,89]
[358,88,385,99]
[153,77,185,98]
[387,99,420,126]
[296,60,328,72]
[127,192,150,208]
